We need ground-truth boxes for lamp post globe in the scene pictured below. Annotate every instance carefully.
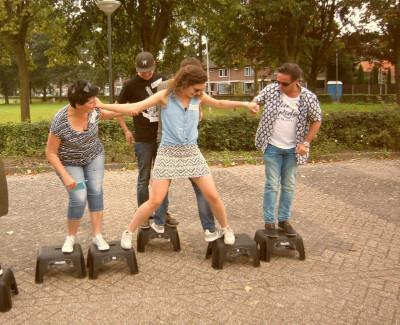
[96,0,121,15]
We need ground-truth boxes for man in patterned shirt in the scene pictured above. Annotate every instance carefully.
[253,63,322,237]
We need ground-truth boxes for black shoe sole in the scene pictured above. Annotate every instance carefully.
[166,223,178,227]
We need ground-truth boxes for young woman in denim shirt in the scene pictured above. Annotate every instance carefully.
[97,65,259,250]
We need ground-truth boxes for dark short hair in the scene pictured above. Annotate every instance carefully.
[67,80,99,108]
[277,63,303,81]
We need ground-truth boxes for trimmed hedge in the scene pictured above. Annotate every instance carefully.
[1,110,400,158]
[341,94,396,103]
[316,94,333,103]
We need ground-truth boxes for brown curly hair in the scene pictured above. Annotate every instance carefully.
[167,64,207,94]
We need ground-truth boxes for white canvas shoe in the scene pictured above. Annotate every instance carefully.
[92,234,110,251]
[62,235,75,253]
[222,226,235,245]
[120,230,133,249]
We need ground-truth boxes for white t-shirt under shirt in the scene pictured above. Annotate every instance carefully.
[269,93,300,149]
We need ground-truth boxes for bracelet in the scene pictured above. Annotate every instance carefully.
[302,141,310,147]
[243,101,249,108]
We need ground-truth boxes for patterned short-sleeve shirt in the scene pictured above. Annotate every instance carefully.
[49,106,104,166]
[254,83,322,164]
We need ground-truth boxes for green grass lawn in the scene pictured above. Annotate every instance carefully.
[0,101,398,123]
[0,102,68,123]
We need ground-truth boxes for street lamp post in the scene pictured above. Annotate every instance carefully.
[96,0,121,103]
[204,36,211,95]
[335,50,339,102]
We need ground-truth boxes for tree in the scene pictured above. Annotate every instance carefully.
[356,64,365,84]
[55,0,179,78]
[0,47,18,104]
[30,33,53,101]
[301,1,355,91]
[204,0,277,95]
[0,0,53,121]
[363,1,400,104]
[0,63,18,104]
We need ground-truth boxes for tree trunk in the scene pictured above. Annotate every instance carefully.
[14,39,30,122]
[4,92,9,105]
[59,81,63,99]
[307,64,319,92]
[396,45,400,106]
[198,32,203,63]
[43,87,47,102]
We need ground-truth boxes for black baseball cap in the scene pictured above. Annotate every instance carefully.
[135,51,155,72]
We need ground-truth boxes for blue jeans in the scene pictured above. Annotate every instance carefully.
[134,142,168,225]
[64,153,105,219]
[190,179,216,231]
[263,144,297,224]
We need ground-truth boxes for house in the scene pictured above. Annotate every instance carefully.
[207,62,327,95]
[207,62,273,96]
[358,60,396,84]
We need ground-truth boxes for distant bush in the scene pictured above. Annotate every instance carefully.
[317,94,333,103]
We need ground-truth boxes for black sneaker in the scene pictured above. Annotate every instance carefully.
[165,212,179,227]
[264,223,279,238]
[278,221,296,236]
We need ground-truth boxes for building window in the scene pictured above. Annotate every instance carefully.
[219,69,229,77]
[243,82,253,95]
[244,66,254,77]
[218,83,230,94]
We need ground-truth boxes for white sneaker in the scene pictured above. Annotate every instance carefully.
[222,226,235,245]
[204,229,224,242]
[62,235,75,253]
[92,234,110,251]
[150,221,165,234]
[121,230,133,249]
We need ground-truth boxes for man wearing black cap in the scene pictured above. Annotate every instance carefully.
[116,51,178,229]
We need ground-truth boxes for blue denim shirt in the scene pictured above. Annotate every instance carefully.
[160,94,201,146]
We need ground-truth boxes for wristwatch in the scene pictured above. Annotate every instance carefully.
[302,141,310,147]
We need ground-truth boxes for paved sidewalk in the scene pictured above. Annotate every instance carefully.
[0,159,399,324]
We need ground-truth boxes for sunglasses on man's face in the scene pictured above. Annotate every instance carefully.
[193,87,203,93]
[275,80,292,87]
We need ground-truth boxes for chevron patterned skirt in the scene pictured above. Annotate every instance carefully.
[152,144,210,179]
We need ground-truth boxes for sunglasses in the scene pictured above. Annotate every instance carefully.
[275,80,292,87]
[193,87,203,92]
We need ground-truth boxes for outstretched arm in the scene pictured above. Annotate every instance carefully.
[96,90,167,115]
[200,93,259,114]
[99,109,123,120]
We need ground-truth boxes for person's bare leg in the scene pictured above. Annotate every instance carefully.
[127,179,170,232]
[89,210,103,235]
[67,219,80,236]
[121,179,171,249]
